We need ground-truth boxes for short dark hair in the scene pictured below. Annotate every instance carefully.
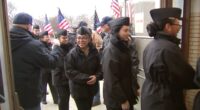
[33,25,40,29]
[39,31,48,38]
[57,29,68,38]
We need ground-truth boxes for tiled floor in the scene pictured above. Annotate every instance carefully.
[41,81,141,110]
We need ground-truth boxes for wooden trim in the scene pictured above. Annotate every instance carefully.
[1,0,21,109]
[0,0,14,109]
[161,0,191,60]
[181,0,191,60]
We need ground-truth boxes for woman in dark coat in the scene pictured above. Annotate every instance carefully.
[141,8,197,110]
[102,17,139,110]
[65,26,102,110]
[52,30,73,110]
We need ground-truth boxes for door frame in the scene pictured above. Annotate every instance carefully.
[160,0,191,60]
[0,0,22,110]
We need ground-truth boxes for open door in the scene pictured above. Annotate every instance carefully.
[0,0,23,110]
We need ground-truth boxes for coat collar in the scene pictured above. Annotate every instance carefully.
[155,31,181,45]
[60,43,73,53]
[75,43,97,56]
[110,34,130,52]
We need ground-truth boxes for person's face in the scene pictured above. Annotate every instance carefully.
[165,18,181,36]
[102,24,111,33]
[118,25,130,41]
[76,34,90,49]
[27,24,32,32]
[59,35,69,45]
[33,29,40,36]
[41,35,51,43]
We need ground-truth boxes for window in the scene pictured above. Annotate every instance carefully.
[122,0,161,36]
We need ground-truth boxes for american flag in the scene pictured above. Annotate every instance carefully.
[111,0,121,18]
[44,14,53,34]
[127,1,134,23]
[57,8,70,30]
[93,10,102,33]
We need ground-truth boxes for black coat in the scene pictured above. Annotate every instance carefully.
[52,43,73,86]
[141,32,197,110]
[102,36,138,108]
[65,44,102,99]
[40,41,53,83]
[10,26,62,108]
[129,37,140,92]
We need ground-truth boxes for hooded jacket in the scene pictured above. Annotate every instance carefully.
[10,26,62,108]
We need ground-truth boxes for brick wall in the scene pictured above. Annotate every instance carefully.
[188,13,200,68]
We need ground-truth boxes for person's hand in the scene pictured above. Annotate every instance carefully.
[87,75,96,85]
[121,100,130,110]
[52,39,60,46]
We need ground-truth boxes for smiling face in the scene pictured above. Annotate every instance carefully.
[59,35,69,45]
[41,35,51,43]
[76,34,90,49]
[32,28,40,36]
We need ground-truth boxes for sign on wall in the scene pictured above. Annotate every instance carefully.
[134,12,144,33]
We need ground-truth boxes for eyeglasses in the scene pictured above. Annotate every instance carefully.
[172,24,182,27]
[77,36,89,40]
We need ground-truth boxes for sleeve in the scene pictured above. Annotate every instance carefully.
[95,54,103,80]
[130,38,140,90]
[31,43,63,69]
[103,56,127,104]
[64,52,90,84]
[163,48,197,89]
[51,51,63,77]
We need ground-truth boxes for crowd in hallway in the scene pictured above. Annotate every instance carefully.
[7,7,200,110]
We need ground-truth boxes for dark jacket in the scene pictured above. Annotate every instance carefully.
[65,44,102,99]
[129,37,140,92]
[40,41,53,82]
[141,32,197,110]
[10,26,62,108]
[52,43,74,86]
[102,35,138,108]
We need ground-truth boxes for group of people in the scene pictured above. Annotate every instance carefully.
[10,11,139,110]
[9,7,200,110]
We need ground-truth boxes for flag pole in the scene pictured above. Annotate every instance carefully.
[125,0,127,17]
